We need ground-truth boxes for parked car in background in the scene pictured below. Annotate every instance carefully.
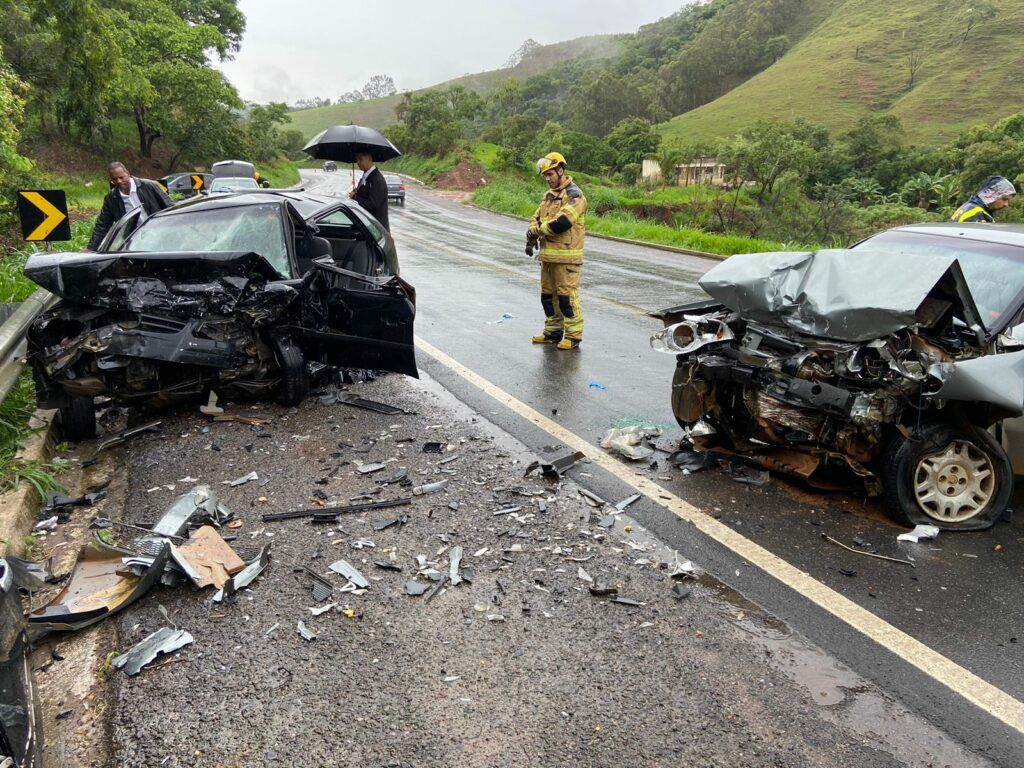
[211,159,256,179]
[652,223,1024,531]
[25,191,417,440]
[384,173,406,206]
[323,161,337,172]
[208,177,261,193]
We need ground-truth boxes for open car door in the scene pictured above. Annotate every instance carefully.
[295,257,418,377]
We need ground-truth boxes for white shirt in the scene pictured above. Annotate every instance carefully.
[357,165,378,188]
[118,178,148,222]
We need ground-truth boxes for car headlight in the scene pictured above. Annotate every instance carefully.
[650,317,734,355]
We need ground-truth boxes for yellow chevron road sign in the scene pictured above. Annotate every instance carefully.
[18,190,71,242]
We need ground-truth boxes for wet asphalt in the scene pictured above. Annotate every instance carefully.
[108,373,983,767]
[299,171,1024,763]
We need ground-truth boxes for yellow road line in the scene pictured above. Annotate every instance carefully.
[416,335,1024,734]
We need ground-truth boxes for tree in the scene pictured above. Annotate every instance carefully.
[956,1,996,43]
[717,119,820,201]
[906,50,925,89]
[526,122,615,175]
[569,69,664,137]
[606,117,661,169]
[656,147,683,185]
[0,46,31,227]
[395,86,482,157]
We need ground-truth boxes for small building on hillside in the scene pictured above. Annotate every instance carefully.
[641,157,729,186]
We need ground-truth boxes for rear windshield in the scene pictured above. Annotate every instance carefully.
[852,229,1024,326]
[124,204,290,277]
[384,175,402,184]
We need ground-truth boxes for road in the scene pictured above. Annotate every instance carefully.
[34,171,1022,766]
[305,169,1024,762]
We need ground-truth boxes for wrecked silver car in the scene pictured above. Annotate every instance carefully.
[25,191,417,440]
[652,223,1024,530]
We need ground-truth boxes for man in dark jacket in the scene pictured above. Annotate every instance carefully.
[348,151,389,230]
[87,162,173,250]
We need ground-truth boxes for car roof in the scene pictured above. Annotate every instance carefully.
[157,190,348,220]
[888,222,1024,249]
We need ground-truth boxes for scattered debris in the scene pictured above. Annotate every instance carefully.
[578,488,606,508]
[303,568,335,603]
[577,567,593,584]
[671,583,692,600]
[725,462,770,486]
[351,539,376,550]
[326,392,409,415]
[524,450,585,481]
[262,497,411,522]
[213,545,271,603]
[225,471,259,487]
[170,526,245,589]
[588,584,618,597]
[666,447,718,473]
[449,546,464,586]
[600,425,661,461]
[90,421,162,458]
[404,580,430,596]
[213,414,271,426]
[329,560,369,589]
[822,535,915,567]
[613,494,641,512]
[374,561,402,572]
[897,525,940,544]
[588,382,608,390]
[112,627,193,676]
[413,480,448,496]
[373,514,410,531]
[611,597,642,607]
[296,621,316,642]
[422,442,444,454]
[486,312,514,324]
[356,463,387,475]
[200,391,223,416]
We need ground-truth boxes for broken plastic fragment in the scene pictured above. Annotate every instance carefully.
[671,583,692,600]
[200,391,223,416]
[897,525,940,543]
[413,480,448,496]
[614,494,641,512]
[170,526,245,589]
[449,546,464,586]
[225,471,258,487]
[524,450,586,481]
[329,559,370,589]
[296,621,316,641]
[213,544,271,603]
[112,627,193,676]
[404,580,430,596]
[351,539,376,550]
[600,426,661,461]
[356,463,387,475]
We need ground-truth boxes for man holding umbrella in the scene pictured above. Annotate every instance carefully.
[304,125,401,231]
[349,150,389,230]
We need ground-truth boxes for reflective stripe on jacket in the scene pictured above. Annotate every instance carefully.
[530,175,587,265]
[951,196,994,223]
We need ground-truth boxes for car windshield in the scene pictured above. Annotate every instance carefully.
[210,178,259,192]
[123,204,291,277]
[852,229,1024,326]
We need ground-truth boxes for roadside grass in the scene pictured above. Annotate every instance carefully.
[385,153,461,183]
[259,157,302,188]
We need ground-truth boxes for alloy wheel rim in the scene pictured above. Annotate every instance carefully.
[913,440,994,523]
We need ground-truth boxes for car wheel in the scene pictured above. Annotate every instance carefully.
[882,423,1012,530]
[272,338,309,406]
[59,396,97,442]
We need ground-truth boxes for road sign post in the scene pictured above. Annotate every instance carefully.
[17,190,71,242]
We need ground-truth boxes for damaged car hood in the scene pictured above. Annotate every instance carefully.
[698,249,985,342]
[24,250,290,317]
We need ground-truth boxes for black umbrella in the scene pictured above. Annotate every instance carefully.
[303,125,402,163]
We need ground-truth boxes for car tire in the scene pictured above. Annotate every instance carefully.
[59,396,97,442]
[272,338,309,407]
[881,423,1012,531]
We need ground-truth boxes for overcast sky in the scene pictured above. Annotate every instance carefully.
[218,0,690,104]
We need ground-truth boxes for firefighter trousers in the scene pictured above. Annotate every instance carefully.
[539,262,583,341]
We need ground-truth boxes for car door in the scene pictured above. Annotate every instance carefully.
[294,206,417,377]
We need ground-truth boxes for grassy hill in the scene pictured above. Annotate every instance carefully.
[287,35,623,139]
[660,0,1024,146]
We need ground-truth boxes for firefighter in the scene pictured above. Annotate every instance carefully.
[526,152,587,350]
[951,176,1017,223]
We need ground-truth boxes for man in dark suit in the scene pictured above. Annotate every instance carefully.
[87,162,173,250]
[348,151,389,230]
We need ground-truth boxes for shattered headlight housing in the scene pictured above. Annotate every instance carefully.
[650,317,734,355]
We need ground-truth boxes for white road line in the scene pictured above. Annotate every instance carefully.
[416,335,1024,735]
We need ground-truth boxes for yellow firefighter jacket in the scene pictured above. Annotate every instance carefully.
[530,175,587,265]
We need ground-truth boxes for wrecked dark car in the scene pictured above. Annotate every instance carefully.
[652,223,1024,530]
[0,560,43,767]
[25,191,417,440]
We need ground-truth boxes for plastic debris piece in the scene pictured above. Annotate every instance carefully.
[486,312,514,324]
[577,567,593,583]
[374,560,402,572]
[356,463,387,475]
[303,568,335,602]
[91,420,162,457]
[578,488,607,508]
[897,525,940,543]
[597,515,616,529]
[351,539,376,550]
[200,391,223,416]
[413,480,449,496]
[373,514,410,531]
[588,382,608,390]
[671,583,692,600]
[668,557,698,579]
[422,442,444,454]
[424,575,448,603]
[225,471,258,487]
[588,583,618,597]
[170,526,245,589]
[600,426,661,461]
[614,494,641,512]
[405,580,430,596]
[334,393,407,415]
[35,516,58,532]
[376,468,409,486]
[492,506,521,516]
[112,627,193,676]
[667,447,718,473]
[442,675,460,683]
[263,497,411,522]
[726,463,770,486]
[524,450,586,481]
[611,597,642,607]
[309,602,337,616]
[486,614,506,622]
[329,559,370,589]
[213,544,271,603]
[449,546,464,586]
[296,621,316,642]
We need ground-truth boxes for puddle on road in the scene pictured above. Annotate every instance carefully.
[598,508,995,768]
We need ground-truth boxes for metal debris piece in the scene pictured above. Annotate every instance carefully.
[413,480,448,496]
[524,450,586,480]
[112,627,193,676]
[725,462,770,486]
[296,621,316,642]
[170,526,245,589]
[334,393,408,415]
[424,575,448,603]
[329,560,369,589]
[422,442,444,454]
[4,555,55,592]
[404,580,430,596]
[822,535,915,567]
[614,494,641,512]
[668,556,698,579]
[200,391,223,416]
[374,560,402,572]
[597,515,616,529]
[611,597,642,607]
[351,539,375,550]
[213,413,271,425]
[449,546,464,586]
[439,455,460,465]
[356,463,387,475]
[577,567,593,583]
[213,544,271,603]
[225,471,259,487]
[578,488,606,508]
[373,514,410,531]
[309,602,336,616]
[262,497,411,522]
[91,420,162,456]
[486,614,506,622]
[671,583,692,600]
[303,568,335,602]
[588,583,618,597]
[492,507,521,516]
[376,468,409,486]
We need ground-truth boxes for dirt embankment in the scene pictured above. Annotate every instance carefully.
[435,160,488,192]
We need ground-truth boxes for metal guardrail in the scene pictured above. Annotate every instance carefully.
[0,288,56,403]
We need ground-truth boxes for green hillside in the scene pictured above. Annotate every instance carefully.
[660,0,1024,146]
[288,35,623,138]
